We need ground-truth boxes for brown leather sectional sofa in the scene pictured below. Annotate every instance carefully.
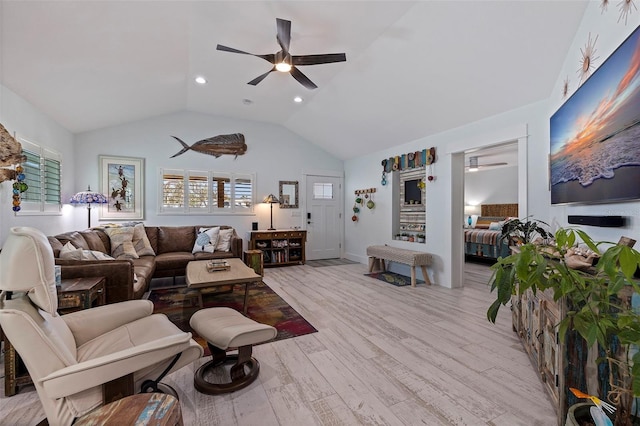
[47,225,242,303]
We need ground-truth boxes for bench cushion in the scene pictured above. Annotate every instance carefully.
[366,245,432,266]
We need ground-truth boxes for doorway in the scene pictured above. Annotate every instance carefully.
[304,174,342,260]
[451,131,528,287]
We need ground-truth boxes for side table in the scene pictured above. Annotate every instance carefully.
[3,276,106,396]
[244,249,264,276]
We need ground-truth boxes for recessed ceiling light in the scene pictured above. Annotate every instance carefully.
[195,76,207,84]
[293,96,303,103]
[242,99,253,106]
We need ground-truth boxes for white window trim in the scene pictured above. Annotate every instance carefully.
[17,137,62,216]
[158,168,256,216]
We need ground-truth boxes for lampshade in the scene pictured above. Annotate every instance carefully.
[263,194,280,204]
[464,204,480,216]
[70,185,109,205]
[70,185,109,228]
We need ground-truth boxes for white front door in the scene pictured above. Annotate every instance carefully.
[305,175,342,260]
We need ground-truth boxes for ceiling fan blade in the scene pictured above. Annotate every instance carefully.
[247,67,275,86]
[217,44,275,64]
[290,66,317,90]
[276,18,291,53]
[292,53,347,66]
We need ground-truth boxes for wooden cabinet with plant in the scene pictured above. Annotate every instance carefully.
[249,230,306,267]
[488,225,640,425]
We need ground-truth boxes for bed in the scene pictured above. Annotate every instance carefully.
[464,203,518,261]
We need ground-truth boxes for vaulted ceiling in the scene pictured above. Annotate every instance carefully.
[0,1,588,160]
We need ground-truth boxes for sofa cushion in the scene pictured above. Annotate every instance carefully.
[48,237,64,258]
[192,227,220,253]
[80,230,108,253]
[158,227,195,254]
[132,223,155,256]
[56,231,91,251]
[104,227,139,260]
[194,251,234,261]
[131,256,155,296]
[154,252,194,272]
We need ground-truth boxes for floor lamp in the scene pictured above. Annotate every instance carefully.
[263,194,280,230]
[70,185,109,228]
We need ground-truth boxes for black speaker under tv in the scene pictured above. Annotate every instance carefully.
[550,25,640,205]
[567,215,625,227]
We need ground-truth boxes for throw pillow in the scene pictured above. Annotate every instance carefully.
[216,228,233,252]
[60,242,83,260]
[192,227,220,253]
[132,223,155,256]
[81,250,115,261]
[104,227,139,260]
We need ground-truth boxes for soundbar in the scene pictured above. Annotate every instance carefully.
[567,215,626,227]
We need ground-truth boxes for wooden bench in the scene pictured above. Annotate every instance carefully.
[366,245,432,287]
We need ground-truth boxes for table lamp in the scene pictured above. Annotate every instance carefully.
[263,194,280,230]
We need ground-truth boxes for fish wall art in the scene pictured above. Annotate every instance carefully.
[170,133,247,159]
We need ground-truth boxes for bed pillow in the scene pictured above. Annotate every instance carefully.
[216,228,234,252]
[488,222,503,231]
[192,227,220,253]
[132,223,155,256]
[104,227,139,260]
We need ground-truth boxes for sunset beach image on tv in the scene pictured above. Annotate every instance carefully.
[550,25,640,205]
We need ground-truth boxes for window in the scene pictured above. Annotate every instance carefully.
[159,169,254,214]
[313,183,334,200]
[19,138,61,214]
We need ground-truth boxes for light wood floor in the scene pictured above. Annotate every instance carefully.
[0,262,556,425]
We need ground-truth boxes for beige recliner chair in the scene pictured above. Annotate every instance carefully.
[0,227,203,426]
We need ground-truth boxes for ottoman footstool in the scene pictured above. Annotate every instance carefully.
[189,307,277,395]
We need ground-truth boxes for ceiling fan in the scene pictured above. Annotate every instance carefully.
[216,18,346,90]
[465,156,508,171]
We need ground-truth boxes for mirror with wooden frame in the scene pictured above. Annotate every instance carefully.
[279,181,298,209]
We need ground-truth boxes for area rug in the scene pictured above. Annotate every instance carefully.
[147,282,317,354]
[306,258,359,267]
[364,271,424,286]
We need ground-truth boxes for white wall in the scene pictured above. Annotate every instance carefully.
[464,166,518,206]
[0,84,76,246]
[344,3,640,287]
[73,110,343,244]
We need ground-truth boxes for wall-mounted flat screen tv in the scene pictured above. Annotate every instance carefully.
[550,25,640,205]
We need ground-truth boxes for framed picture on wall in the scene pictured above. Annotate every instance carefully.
[98,155,144,220]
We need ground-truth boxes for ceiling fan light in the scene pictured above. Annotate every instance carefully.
[275,62,292,72]
[194,76,207,84]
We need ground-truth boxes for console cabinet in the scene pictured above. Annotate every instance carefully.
[249,230,306,267]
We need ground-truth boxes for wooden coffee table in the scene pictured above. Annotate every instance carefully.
[185,258,262,315]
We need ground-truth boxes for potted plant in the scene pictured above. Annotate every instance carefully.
[499,216,551,245]
[487,226,640,425]
[417,233,425,243]
[401,233,409,241]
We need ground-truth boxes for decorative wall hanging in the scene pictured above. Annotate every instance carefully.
[170,133,247,159]
[380,147,436,185]
[354,188,376,210]
[562,76,570,98]
[99,155,145,221]
[618,0,637,25]
[578,33,599,84]
[0,124,28,211]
